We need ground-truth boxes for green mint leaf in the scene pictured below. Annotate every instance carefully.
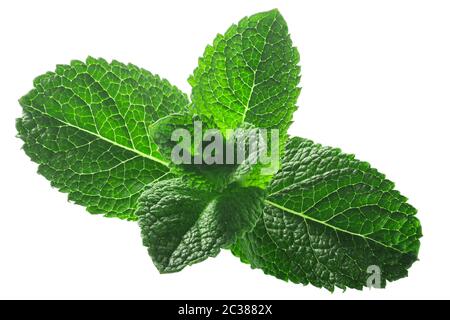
[17,57,189,220]
[189,9,300,143]
[232,137,422,290]
[137,177,265,272]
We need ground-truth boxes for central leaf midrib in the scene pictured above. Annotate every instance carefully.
[240,14,277,124]
[263,199,405,255]
[27,104,170,167]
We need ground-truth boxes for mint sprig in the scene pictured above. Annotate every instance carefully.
[17,9,421,290]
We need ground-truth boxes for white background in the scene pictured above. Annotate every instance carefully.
[1,0,449,300]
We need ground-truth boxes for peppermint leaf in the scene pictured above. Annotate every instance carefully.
[232,137,422,290]
[17,57,188,220]
[137,178,265,272]
[189,9,301,146]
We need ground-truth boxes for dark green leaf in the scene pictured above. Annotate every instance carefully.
[232,137,422,290]
[137,178,265,272]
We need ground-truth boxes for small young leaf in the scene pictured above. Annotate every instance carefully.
[232,137,422,290]
[137,177,265,272]
[17,57,188,220]
[151,113,276,189]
